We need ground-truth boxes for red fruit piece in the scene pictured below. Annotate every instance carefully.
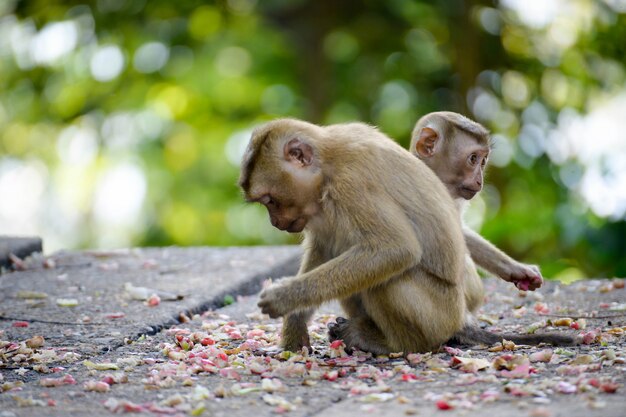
[436,400,453,410]
[600,382,619,393]
[329,340,343,349]
[200,338,215,346]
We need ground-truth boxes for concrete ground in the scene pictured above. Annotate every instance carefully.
[0,243,624,417]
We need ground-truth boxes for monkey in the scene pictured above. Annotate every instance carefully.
[239,118,469,354]
[410,112,573,347]
[410,111,543,302]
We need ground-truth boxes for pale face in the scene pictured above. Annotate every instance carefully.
[452,133,489,200]
[423,132,489,201]
[246,167,322,233]
[241,130,323,233]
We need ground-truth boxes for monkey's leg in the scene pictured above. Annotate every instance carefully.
[327,294,394,354]
[281,308,315,352]
[339,293,367,318]
[279,242,325,351]
[365,270,466,353]
[329,270,466,355]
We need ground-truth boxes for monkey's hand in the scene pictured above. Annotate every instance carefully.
[504,263,543,291]
[258,281,299,318]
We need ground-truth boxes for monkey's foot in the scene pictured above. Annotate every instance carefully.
[328,317,350,342]
[328,316,394,355]
[327,317,355,353]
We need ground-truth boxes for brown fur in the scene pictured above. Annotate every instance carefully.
[240,118,467,353]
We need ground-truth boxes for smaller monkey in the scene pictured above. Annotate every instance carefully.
[410,112,574,348]
[410,111,543,297]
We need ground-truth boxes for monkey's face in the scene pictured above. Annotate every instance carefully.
[426,132,489,201]
[243,136,323,233]
[454,134,489,200]
[258,192,309,233]
[249,174,322,233]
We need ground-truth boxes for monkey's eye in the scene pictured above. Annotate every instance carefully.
[468,153,478,166]
[481,157,487,167]
[259,195,273,206]
[266,196,280,208]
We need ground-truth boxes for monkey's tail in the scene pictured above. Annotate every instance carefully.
[448,325,576,347]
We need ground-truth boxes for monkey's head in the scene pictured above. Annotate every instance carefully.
[238,119,324,233]
[410,112,490,201]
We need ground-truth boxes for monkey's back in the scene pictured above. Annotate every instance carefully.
[321,122,465,283]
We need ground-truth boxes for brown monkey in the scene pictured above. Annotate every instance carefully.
[239,118,468,354]
[410,112,573,347]
[410,111,543,301]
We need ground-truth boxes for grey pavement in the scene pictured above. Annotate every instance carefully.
[1,243,625,417]
[1,246,300,355]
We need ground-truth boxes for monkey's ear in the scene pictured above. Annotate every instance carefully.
[284,138,314,167]
[415,127,440,158]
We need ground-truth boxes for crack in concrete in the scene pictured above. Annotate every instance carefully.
[130,253,301,341]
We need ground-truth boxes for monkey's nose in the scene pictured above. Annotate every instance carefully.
[270,216,280,228]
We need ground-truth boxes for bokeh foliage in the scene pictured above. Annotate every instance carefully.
[1,0,625,278]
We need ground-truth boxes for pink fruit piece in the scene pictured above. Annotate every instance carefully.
[329,340,344,349]
[146,294,160,307]
[436,400,453,410]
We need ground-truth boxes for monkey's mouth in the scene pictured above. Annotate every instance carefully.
[459,187,479,200]
[285,217,306,233]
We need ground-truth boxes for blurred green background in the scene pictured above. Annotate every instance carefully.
[1,0,625,279]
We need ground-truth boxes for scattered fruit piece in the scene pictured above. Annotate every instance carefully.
[83,360,119,370]
[26,336,45,348]
[56,298,79,307]
[436,400,453,410]
[16,291,48,299]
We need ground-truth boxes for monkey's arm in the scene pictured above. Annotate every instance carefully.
[280,241,325,351]
[259,229,422,317]
[464,227,543,291]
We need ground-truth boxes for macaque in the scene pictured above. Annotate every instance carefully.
[410,111,543,305]
[239,118,468,354]
[410,112,574,347]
